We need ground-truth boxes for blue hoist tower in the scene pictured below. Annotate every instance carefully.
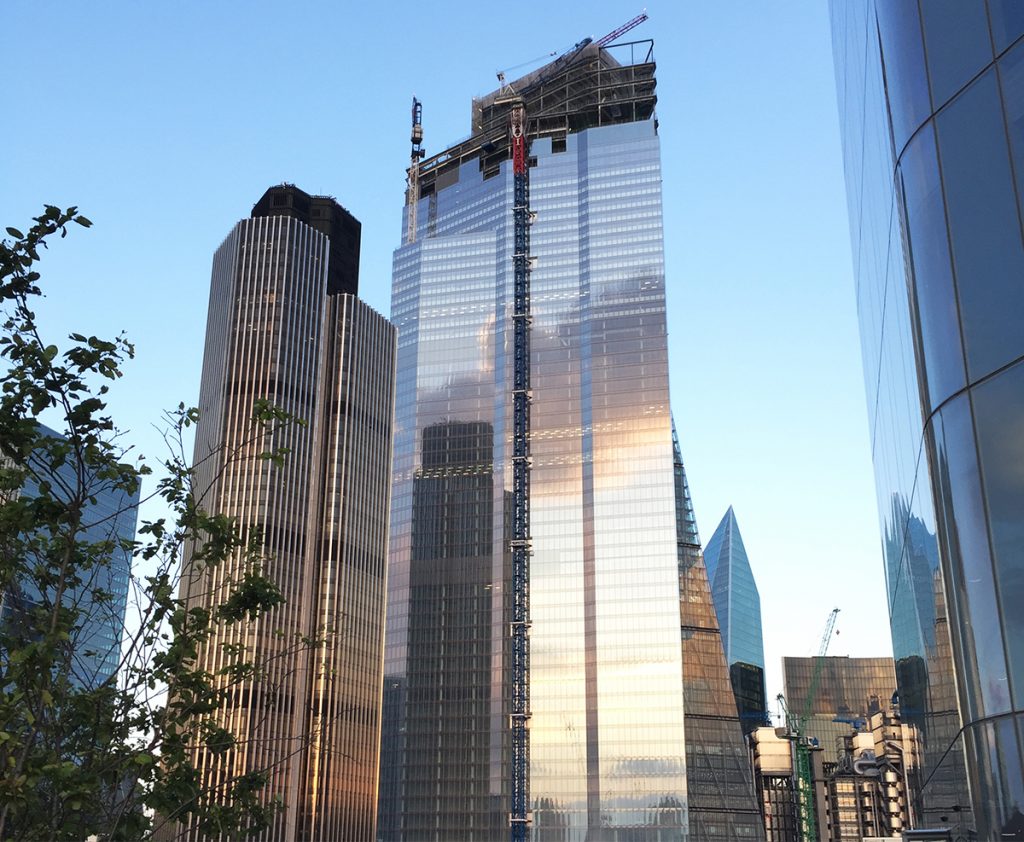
[507,94,533,842]
[496,16,650,840]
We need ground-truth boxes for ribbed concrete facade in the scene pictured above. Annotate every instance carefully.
[179,206,396,841]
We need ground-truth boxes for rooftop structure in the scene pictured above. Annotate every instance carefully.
[413,39,656,198]
[251,184,361,296]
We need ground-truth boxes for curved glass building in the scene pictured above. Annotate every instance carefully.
[831,3,1024,836]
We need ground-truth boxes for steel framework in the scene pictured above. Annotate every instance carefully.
[508,96,533,842]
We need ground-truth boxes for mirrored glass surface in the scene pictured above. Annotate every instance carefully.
[875,0,932,152]
[988,0,1024,54]
[897,124,966,410]
[381,117,699,841]
[972,360,1024,710]
[935,69,1024,381]
[919,0,993,107]
[931,398,1011,720]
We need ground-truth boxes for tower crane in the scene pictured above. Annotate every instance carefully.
[405,97,425,245]
[777,607,840,842]
[595,10,649,47]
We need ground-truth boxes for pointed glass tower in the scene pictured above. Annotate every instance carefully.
[703,507,767,733]
[673,426,765,841]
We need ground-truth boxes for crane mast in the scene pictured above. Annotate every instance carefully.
[778,607,840,842]
[406,97,424,245]
[508,95,533,842]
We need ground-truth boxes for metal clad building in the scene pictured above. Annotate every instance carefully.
[180,186,396,841]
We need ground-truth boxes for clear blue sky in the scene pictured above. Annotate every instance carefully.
[2,1,890,709]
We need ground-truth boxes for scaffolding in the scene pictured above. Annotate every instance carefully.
[412,40,656,198]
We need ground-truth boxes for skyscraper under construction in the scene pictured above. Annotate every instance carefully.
[378,30,761,842]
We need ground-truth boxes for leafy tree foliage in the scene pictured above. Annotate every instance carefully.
[0,207,298,840]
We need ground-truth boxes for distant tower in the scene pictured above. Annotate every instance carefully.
[703,507,767,734]
[180,185,396,841]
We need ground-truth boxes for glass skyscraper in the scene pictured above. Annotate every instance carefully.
[379,38,758,842]
[831,3,1024,836]
[702,507,766,733]
[1,423,138,689]
[672,432,764,840]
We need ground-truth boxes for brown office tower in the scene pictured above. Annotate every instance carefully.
[176,184,396,841]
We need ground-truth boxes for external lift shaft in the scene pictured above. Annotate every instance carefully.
[508,96,533,842]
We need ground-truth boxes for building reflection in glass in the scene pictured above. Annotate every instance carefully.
[672,430,765,841]
[830,3,1024,836]
[378,41,731,842]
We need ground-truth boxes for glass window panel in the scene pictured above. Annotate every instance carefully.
[932,398,1010,719]
[897,124,966,409]
[965,721,1001,837]
[989,0,1024,54]
[935,69,1024,381]
[919,0,993,107]
[997,41,1024,246]
[972,360,1024,709]
[876,0,933,152]
[993,716,1024,832]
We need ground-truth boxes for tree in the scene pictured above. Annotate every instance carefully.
[0,206,305,840]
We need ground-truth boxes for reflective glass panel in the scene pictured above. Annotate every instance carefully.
[989,0,1024,54]
[995,40,1024,261]
[919,0,993,107]
[935,69,1024,381]
[897,124,966,409]
[876,0,932,152]
[972,361,1024,710]
[932,399,1010,719]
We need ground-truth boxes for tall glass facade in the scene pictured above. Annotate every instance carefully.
[830,3,1024,836]
[673,433,764,841]
[1,424,138,689]
[379,43,744,841]
[782,656,896,764]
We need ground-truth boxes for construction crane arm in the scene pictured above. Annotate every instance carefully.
[595,11,649,47]
[801,607,840,722]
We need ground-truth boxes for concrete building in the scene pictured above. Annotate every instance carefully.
[749,726,827,842]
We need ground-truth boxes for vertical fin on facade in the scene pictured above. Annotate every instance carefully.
[672,422,766,842]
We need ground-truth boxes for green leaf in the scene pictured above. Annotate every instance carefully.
[6,227,24,239]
